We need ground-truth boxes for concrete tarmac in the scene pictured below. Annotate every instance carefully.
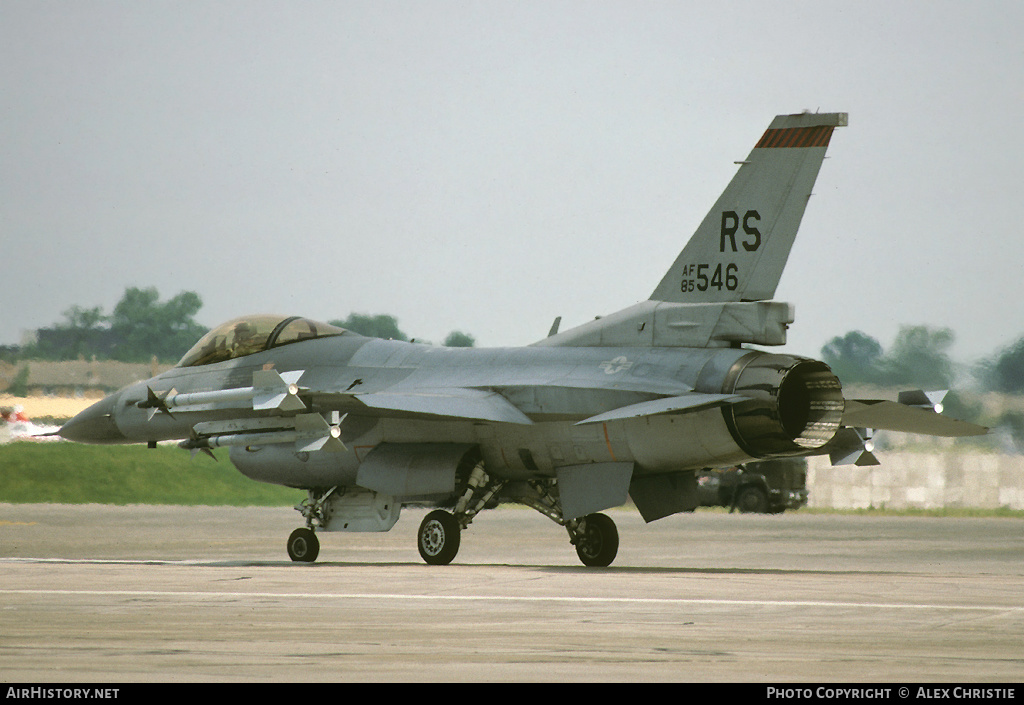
[1,503,1022,682]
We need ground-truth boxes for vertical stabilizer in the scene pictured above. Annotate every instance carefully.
[650,112,847,304]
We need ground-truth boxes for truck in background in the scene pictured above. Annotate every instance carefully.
[697,458,808,513]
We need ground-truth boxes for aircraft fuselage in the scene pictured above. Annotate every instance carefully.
[62,333,844,491]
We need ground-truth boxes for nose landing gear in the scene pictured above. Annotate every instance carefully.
[287,527,319,562]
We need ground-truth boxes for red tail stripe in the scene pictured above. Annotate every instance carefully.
[755,125,834,148]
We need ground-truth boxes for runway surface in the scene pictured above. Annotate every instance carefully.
[2,503,1022,682]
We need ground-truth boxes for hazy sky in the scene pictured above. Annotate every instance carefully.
[3,1,1022,365]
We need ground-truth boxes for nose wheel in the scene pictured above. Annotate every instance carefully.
[287,527,320,562]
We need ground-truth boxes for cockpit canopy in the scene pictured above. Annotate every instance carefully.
[177,315,348,367]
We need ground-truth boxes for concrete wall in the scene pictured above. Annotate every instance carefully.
[808,453,1024,510]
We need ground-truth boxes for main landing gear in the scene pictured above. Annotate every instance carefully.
[412,506,618,567]
[413,470,621,568]
[569,512,619,567]
[285,468,622,567]
[417,509,461,565]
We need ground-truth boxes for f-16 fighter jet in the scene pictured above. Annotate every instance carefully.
[59,112,986,566]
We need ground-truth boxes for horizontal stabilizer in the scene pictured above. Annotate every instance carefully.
[842,400,988,437]
[575,392,746,426]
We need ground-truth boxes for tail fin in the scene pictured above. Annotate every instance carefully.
[650,112,847,304]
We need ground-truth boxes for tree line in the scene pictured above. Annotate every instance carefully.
[821,325,1024,396]
[821,325,1024,449]
[19,288,207,364]
[9,287,1024,399]
[7,287,476,365]
[328,313,475,349]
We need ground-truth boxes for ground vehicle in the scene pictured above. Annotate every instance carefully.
[697,458,808,513]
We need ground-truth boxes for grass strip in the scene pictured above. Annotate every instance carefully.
[0,442,302,506]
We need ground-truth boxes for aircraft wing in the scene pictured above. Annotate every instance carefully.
[841,399,988,437]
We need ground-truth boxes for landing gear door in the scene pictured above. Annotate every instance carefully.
[555,462,634,520]
[323,489,401,532]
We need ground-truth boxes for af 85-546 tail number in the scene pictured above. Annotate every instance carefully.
[679,262,739,293]
[679,210,759,293]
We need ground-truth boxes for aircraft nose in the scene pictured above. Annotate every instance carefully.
[59,393,127,444]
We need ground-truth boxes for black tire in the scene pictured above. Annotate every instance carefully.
[736,486,769,514]
[417,510,461,565]
[287,527,320,562]
[574,512,618,567]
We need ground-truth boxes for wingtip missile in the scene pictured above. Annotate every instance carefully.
[897,390,948,415]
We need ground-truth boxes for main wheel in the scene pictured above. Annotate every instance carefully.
[287,527,320,562]
[735,486,769,513]
[417,510,461,565]
[574,512,618,567]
